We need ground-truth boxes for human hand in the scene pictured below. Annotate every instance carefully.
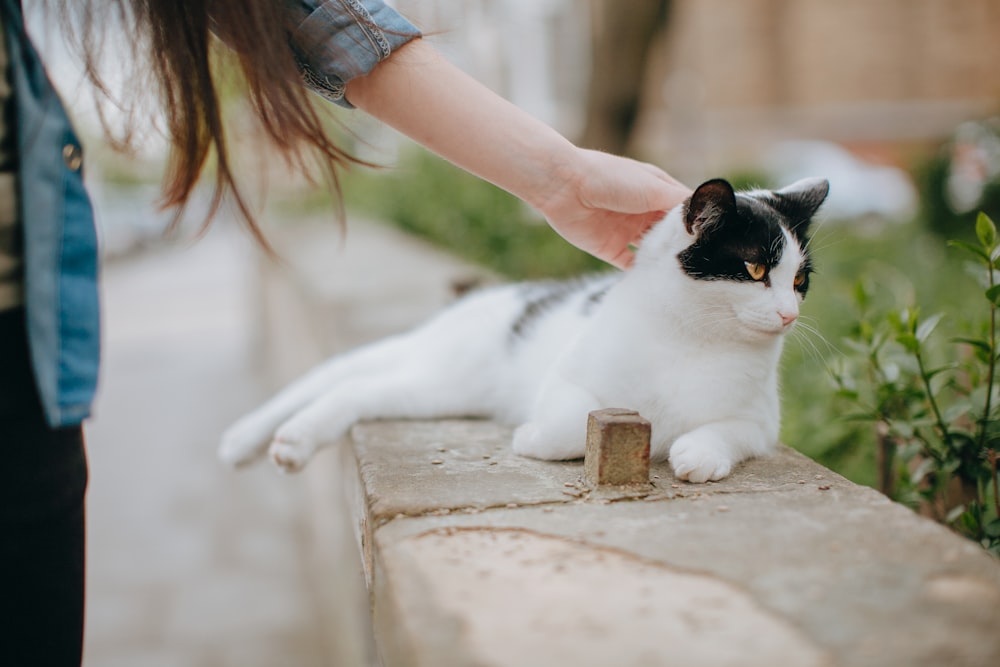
[534,149,691,269]
[346,41,689,268]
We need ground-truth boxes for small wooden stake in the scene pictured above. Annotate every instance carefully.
[584,408,651,487]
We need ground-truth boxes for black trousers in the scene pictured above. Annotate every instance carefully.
[0,309,88,666]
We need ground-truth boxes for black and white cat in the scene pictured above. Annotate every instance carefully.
[219,177,828,483]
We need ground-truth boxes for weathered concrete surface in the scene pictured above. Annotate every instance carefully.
[349,420,853,523]
[345,419,1000,667]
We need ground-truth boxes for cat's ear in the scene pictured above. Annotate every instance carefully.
[684,179,737,236]
[774,177,829,235]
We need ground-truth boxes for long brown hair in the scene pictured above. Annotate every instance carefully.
[57,0,360,245]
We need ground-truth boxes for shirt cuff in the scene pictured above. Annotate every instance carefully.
[288,0,421,108]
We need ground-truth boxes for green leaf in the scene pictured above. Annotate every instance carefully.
[942,458,962,475]
[889,419,915,439]
[946,504,968,524]
[978,212,998,251]
[852,281,870,310]
[943,400,974,424]
[987,285,1000,306]
[915,313,944,343]
[960,510,982,535]
[985,519,1000,539]
[910,458,937,485]
[882,361,902,383]
[949,239,991,263]
[842,338,871,355]
[953,337,992,355]
[896,333,919,354]
[888,309,909,332]
[835,388,860,401]
[924,364,958,381]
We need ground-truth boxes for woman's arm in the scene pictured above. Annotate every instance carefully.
[345,39,690,269]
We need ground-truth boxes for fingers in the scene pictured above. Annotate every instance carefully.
[604,245,635,271]
[612,160,692,214]
[543,148,690,268]
[601,210,666,269]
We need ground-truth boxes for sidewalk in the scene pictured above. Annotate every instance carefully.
[83,214,485,666]
[83,223,339,666]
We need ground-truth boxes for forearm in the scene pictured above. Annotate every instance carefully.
[344,36,690,269]
[344,39,575,211]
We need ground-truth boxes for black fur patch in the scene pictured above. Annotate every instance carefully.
[509,277,613,343]
[678,194,794,285]
[580,282,611,316]
[509,281,578,340]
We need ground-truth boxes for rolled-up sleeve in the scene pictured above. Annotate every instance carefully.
[284,0,421,107]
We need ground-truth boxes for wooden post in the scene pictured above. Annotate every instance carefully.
[584,408,651,487]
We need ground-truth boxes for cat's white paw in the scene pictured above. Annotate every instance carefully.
[268,440,311,474]
[218,419,273,468]
[511,422,585,460]
[511,423,544,458]
[669,432,734,483]
[268,423,320,473]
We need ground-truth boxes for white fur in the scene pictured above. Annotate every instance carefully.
[219,205,805,481]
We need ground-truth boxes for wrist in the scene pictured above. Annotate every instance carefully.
[522,141,584,216]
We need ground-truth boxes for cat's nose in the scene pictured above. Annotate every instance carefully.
[779,311,798,327]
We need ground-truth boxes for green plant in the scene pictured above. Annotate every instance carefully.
[832,212,1000,555]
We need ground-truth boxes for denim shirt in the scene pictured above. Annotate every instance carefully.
[3,0,418,428]
[283,0,420,108]
[2,0,100,428]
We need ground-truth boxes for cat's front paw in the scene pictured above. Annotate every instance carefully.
[511,423,546,458]
[268,423,320,474]
[511,422,585,460]
[218,418,273,468]
[669,432,734,483]
[268,440,310,474]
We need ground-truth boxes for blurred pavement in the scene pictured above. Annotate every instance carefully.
[83,224,336,667]
[81,212,487,667]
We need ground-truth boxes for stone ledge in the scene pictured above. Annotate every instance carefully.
[349,420,857,524]
[344,419,1000,667]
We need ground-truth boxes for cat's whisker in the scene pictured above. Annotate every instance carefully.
[788,319,842,365]
[802,227,845,257]
[788,327,826,364]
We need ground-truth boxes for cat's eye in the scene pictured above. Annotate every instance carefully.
[744,262,766,281]
[794,272,806,287]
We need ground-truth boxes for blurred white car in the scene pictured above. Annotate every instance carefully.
[764,140,918,221]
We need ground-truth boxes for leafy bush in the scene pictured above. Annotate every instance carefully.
[831,213,1000,554]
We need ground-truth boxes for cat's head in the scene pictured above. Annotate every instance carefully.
[636,177,829,340]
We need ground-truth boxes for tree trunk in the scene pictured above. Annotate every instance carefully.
[579,0,671,156]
